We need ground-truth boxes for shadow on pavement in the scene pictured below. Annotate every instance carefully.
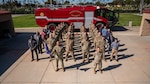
[119,44,125,47]
[75,55,83,60]
[65,61,91,70]
[80,68,90,72]
[111,26,128,31]
[0,32,34,76]
[118,54,134,61]
[118,48,128,52]
[102,64,122,71]
[74,49,82,52]
[39,56,50,60]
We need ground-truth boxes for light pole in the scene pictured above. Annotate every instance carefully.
[139,0,144,14]
[50,0,52,5]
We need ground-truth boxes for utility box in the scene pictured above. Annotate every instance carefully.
[129,21,132,28]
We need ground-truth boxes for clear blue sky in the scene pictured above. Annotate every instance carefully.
[37,0,113,4]
[0,0,113,5]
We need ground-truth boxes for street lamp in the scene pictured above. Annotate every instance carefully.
[139,0,144,14]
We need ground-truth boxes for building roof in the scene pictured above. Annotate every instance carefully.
[143,9,150,13]
[0,10,10,15]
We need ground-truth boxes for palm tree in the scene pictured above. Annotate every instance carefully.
[24,0,26,4]
[2,0,5,4]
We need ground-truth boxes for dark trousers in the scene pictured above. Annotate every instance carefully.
[31,49,39,61]
[37,44,42,54]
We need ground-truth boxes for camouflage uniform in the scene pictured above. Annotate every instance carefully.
[80,24,85,33]
[93,50,103,74]
[65,35,75,61]
[51,43,65,72]
[94,33,102,49]
[99,37,106,61]
[46,34,54,51]
[94,35,101,49]
[81,38,91,62]
[89,22,95,38]
[81,32,89,42]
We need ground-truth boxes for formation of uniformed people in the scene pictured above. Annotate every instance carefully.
[28,22,120,74]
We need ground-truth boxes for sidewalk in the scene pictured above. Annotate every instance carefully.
[0,27,150,84]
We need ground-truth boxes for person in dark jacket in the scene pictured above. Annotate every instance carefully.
[28,35,39,61]
[107,33,115,54]
[34,31,43,54]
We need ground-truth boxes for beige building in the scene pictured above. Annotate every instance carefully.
[139,9,150,36]
[0,10,15,38]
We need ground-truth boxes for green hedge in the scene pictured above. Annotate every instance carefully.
[11,8,34,14]
[114,10,140,13]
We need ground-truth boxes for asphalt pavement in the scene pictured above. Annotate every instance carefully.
[0,32,34,76]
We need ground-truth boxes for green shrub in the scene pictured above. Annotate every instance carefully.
[11,8,34,14]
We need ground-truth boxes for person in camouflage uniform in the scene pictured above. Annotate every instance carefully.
[80,23,85,33]
[80,31,87,42]
[51,41,65,72]
[65,32,76,62]
[81,35,91,62]
[93,47,103,74]
[99,36,107,62]
[94,32,102,50]
[46,33,55,51]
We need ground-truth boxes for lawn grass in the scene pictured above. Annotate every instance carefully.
[12,13,142,28]
[13,14,38,28]
[116,13,142,26]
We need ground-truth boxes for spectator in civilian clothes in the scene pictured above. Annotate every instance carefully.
[106,29,113,54]
[107,33,115,54]
[34,31,43,54]
[101,26,108,39]
[110,38,120,62]
[98,24,104,33]
[28,35,39,61]
[40,29,46,49]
